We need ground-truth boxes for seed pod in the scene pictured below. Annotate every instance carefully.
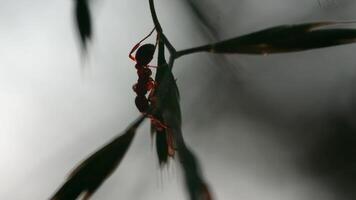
[211,21,356,54]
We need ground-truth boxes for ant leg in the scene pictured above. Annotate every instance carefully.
[150,116,168,131]
[147,79,157,98]
[147,64,158,68]
[148,62,169,68]
[138,27,156,45]
[146,78,155,91]
[128,27,156,61]
[129,43,139,62]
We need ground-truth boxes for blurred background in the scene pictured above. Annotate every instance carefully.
[0,0,356,199]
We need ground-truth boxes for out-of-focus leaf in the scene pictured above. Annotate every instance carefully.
[178,140,213,200]
[75,0,92,52]
[183,0,218,38]
[211,21,356,54]
[155,129,169,165]
[50,116,144,200]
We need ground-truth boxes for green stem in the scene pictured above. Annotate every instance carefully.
[148,0,162,32]
[175,44,213,58]
[148,0,176,55]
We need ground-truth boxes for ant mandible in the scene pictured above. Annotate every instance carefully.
[129,28,166,130]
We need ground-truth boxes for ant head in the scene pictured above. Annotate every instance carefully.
[135,44,156,66]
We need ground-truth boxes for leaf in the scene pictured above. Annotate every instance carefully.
[155,129,169,165]
[211,21,356,54]
[178,141,213,200]
[183,0,218,38]
[154,39,213,199]
[75,0,92,53]
[50,116,144,200]
[150,38,178,166]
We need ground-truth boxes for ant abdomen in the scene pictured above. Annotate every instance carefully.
[136,67,152,78]
[133,83,148,95]
[135,96,149,113]
[135,44,155,66]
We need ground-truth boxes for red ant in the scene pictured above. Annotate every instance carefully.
[129,28,166,128]
[129,28,156,112]
[129,28,175,157]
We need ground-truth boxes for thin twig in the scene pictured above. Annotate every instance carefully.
[148,0,176,55]
[175,44,213,58]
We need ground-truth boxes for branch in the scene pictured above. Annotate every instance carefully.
[175,44,213,58]
[148,0,176,55]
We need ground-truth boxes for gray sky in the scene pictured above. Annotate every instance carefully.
[1,0,356,199]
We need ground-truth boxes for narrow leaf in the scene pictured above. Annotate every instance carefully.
[155,129,169,165]
[50,116,144,200]
[211,21,356,54]
[154,39,213,199]
[150,38,178,166]
[178,140,213,200]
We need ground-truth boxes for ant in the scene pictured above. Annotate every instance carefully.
[129,28,165,128]
[129,28,175,157]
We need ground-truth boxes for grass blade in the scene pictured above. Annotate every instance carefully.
[211,21,356,54]
[50,116,144,200]
[178,140,213,200]
[151,38,179,166]
[154,39,213,199]
[155,129,169,165]
[75,0,92,53]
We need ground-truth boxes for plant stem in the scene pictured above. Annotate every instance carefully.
[148,0,176,55]
[148,0,162,32]
[175,44,213,58]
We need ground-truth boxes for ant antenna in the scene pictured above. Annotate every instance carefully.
[129,27,157,61]
[137,27,156,45]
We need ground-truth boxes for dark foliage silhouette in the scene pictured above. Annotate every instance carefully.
[51,1,356,199]
[74,0,92,53]
[51,116,144,200]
